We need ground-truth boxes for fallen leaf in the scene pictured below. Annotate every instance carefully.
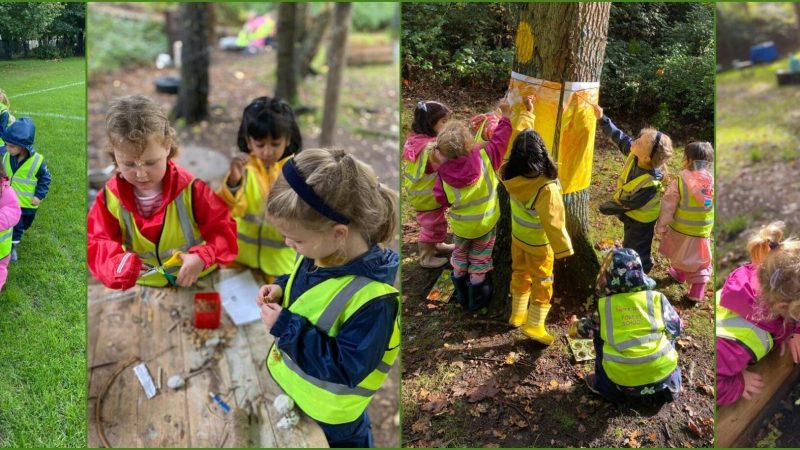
[419,388,430,400]
[549,379,559,388]
[647,432,657,442]
[468,383,499,403]
[504,351,519,365]
[411,417,429,434]
[492,430,507,440]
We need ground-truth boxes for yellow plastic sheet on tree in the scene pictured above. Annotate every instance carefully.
[507,71,599,194]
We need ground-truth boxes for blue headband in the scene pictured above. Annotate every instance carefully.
[650,131,662,157]
[282,159,350,224]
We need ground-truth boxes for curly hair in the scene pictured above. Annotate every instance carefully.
[105,95,179,163]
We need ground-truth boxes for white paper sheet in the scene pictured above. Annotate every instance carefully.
[217,270,262,326]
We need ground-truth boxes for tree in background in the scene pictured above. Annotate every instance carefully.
[319,3,353,147]
[0,2,64,59]
[275,3,298,106]
[173,3,210,124]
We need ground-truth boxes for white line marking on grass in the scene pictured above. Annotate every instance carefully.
[9,81,85,99]
[13,111,84,121]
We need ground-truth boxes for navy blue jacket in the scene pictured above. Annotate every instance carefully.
[1,117,51,210]
[0,111,10,135]
[271,245,399,388]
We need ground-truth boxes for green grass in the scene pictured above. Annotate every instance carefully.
[88,8,167,76]
[0,58,86,447]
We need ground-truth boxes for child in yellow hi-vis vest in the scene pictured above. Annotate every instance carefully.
[218,97,302,281]
[256,148,400,447]
[594,105,673,274]
[500,95,574,344]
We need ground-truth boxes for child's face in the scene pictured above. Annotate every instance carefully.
[5,143,25,157]
[247,135,288,166]
[114,135,170,193]
[433,115,450,134]
[273,219,346,262]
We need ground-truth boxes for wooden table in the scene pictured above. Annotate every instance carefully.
[87,270,328,448]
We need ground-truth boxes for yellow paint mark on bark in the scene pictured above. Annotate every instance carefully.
[515,21,534,64]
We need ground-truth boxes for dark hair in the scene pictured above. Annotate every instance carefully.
[503,129,558,180]
[684,141,714,163]
[237,96,302,159]
[411,101,451,137]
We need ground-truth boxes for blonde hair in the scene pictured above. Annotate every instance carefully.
[267,148,398,247]
[747,221,800,320]
[105,95,180,163]
[436,121,472,159]
[640,128,673,169]
[0,89,9,108]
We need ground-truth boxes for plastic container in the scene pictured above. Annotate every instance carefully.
[790,55,800,74]
[750,41,778,64]
[194,292,221,329]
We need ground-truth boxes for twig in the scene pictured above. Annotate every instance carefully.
[96,356,141,448]
[168,319,180,333]
[90,360,118,370]
[145,345,176,362]
[663,422,672,441]
[500,400,535,433]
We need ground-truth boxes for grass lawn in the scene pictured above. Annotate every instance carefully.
[0,57,86,447]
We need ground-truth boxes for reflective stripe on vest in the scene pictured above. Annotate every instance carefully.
[510,180,560,247]
[669,174,713,237]
[105,180,216,286]
[3,152,44,209]
[614,153,661,223]
[443,149,500,239]
[715,291,773,362]
[403,146,439,211]
[599,291,678,387]
[267,257,400,424]
[0,226,11,259]
[234,164,296,276]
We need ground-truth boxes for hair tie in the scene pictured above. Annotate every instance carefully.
[282,159,350,224]
[769,240,780,250]
[770,269,781,289]
[650,131,662,157]
[416,101,427,112]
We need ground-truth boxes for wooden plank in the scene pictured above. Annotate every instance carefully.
[717,348,800,448]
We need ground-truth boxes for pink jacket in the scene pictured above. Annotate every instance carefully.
[402,133,436,163]
[0,179,21,233]
[433,117,512,207]
[716,264,800,405]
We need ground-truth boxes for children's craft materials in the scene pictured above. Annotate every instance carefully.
[140,252,184,286]
[133,363,158,399]
[209,392,231,413]
[427,269,455,303]
[217,270,262,325]
[273,394,299,429]
[567,336,596,362]
[194,292,221,329]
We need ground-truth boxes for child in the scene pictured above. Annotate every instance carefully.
[656,142,714,302]
[0,89,15,145]
[1,117,51,262]
[594,105,673,274]
[500,96,574,343]
[402,100,452,268]
[433,98,512,311]
[570,247,682,401]
[716,222,800,405]
[257,148,399,448]
[0,166,20,291]
[87,95,237,290]
[218,96,302,280]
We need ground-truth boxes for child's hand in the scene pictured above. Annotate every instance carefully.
[592,104,604,119]
[31,197,41,206]
[523,95,535,113]
[227,154,248,187]
[176,252,204,287]
[741,369,764,400]
[780,333,800,364]
[260,302,282,329]
[258,284,283,305]
[498,97,511,118]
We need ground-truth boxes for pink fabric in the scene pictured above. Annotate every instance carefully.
[402,133,436,162]
[656,171,712,274]
[0,180,21,293]
[416,208,448,244]
[433,117,512,207]
[134,190,163,217]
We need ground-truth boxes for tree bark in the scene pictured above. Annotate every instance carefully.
[275,3,298,105]
[319,3,352,147]
[297,4,332,78]
[173,3,210,124]
[494,3,611,313]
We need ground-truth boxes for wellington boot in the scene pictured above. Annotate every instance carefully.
[668,267,686,284]
[467,278,492,312]
[434,242,455,255]
[509,294,530,327]
[452,273,469,309]
[687,282,706,303]
[521,302,554,345]
[418,242,448,269]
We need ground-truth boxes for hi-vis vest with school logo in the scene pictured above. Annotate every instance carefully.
[403,144,439,212]
[235,161,296,276]
[598,291,679,387]
[670,173,713,238]
[3,152,43,209]
[715,290,773,363]
[267,257,400,425]
[442,148,500,239]
[510,180,560,248]
[614,153,662,223]
[105,179,217,286]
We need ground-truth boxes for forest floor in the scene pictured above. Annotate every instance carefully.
[717,56,800,448]
[399,86,714,448]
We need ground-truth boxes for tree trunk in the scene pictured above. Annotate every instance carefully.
[297,4,332,78]
[319,3,352,147]
[275,3,298,105]
[494,3,611,313]
[173,3,210,124]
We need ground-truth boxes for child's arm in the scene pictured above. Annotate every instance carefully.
[484,99,513,170]
[716,337,762,405]
[32,160,51,204]
[0,187,21,230]
[533,183,573,259]
[87,189,143,290]
[0,111,8,135]
[189,180,239,268]
[598,115,634,157]
[217,155,249,217]
[660,294,683,339]
[599,182,658,215]
[432,176,451,208]
[568,311,600,339]
[655,179,679,234]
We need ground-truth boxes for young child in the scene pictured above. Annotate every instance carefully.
[218,96,302,280]
[656,142,714,302]
[433,98,512,311]
[402,100,453,268]
[256,148,399,448]
[87,95,237,290]
[716,222,800,405]
[594,106,673,274]
[0,89,15,145]
[0,166,20,292]
[1,117,51,262]
[570,247,682,401]
[500,96,574,344]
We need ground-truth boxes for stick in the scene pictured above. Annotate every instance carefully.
[96,356,141,448]
[501,400,535,432]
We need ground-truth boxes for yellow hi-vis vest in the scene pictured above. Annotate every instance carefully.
[0,104,15,146]
[0,225,11,259]
[403,146,439,212]
[614,153,661,223]
[670,174,713,238]
[715,290,773,363]
[105,180,217,286]
[235,166,296,277]
[598,290,679,387]
[442,149,500,239]
[267,257,400,424]
[3,152,44,209]
[509,180,560,248]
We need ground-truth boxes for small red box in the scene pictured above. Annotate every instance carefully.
[194,292,221,329]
